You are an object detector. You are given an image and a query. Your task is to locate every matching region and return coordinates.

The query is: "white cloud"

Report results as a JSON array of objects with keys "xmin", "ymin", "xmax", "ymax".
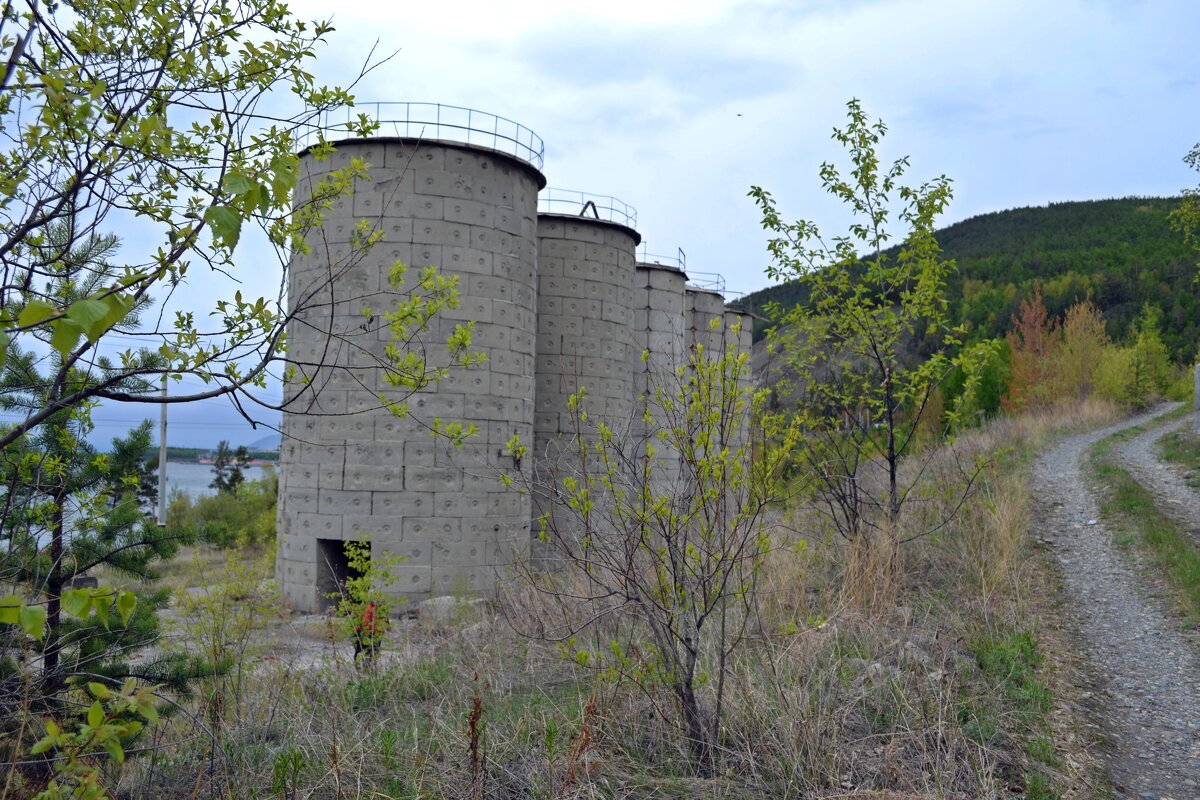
[
  {"xmin": 167, "ymin": 0, "xmax": 1200, "ymax": 307},
  {"xmin": 93, "ymin": 0, "xmax": 1200, "ymax": 443}
]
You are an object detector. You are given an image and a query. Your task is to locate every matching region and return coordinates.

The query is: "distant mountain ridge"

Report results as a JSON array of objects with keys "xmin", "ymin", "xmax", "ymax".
[
  {"xmin": 736, "ymin": 197, "xmax": 1199, "ymax": 361},
  {"xmin": 246, "ymin": 432, "xmax": 281, "ymax": 451}
]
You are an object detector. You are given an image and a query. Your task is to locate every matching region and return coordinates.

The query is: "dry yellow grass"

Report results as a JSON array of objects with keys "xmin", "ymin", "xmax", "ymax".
[{"xmin": 113, "ymin": 399, "xmax": 1120, "ymax": 798}]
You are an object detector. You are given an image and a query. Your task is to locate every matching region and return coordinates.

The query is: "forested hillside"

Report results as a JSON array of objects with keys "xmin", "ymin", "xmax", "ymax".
[{"xmin": 737, "ymin": 197, "xmax": 1199, "ymax": 360}]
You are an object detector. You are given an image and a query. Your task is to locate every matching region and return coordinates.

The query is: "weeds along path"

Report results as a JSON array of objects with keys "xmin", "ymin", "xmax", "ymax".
[
  {"xmin": 1112, "ymin": 409, "xmax": 1200, "ymax": 534},
  {"xmin": 1033, "ymin": 404, "xmax": 1200, "ymax": 800}
]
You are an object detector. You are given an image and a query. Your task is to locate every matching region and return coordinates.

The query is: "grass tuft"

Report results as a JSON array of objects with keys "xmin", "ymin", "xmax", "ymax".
[
  {"xmin": 1157, "ymin": 424, "xmax": 1200, "ymax": 488},
  {"xmin": 1091, "ymin": 430, "xmax": 1200, "ymax": 624}
]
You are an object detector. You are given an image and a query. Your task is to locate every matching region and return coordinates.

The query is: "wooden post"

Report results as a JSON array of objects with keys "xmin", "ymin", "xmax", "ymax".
[{"xmin": 1193, "ymin": 363, "xmax": 1200, "ymax": 433}]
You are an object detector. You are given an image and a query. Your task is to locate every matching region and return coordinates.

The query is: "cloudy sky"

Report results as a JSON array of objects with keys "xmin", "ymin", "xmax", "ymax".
[
  {"xmin": 287, "ymin": 0, "xmax": 1200, "ymax": 299},
  {"xmin": 83, "ymin": 0, "xmax": 1200, "ymax": 447}
]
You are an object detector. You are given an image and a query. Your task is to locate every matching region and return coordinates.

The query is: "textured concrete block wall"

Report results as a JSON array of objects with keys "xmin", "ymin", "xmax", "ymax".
[
  {"xmin": 534, "ymin": 215, "xmax": 639, "ymax": 446},
  {"xmin": 278, "ymin": 133, "xmax": 757, "ymax": 609},
  {"xmin": 723, "ymin": 309, "xmax": 756, "ymax": 440},
  {"xmin": 686, "ymin": 287, "xmax": 727, "ymax": 358},
  {"xmin": 632, "ymin": 264, "xmax": 687, "ymax": 398},
  {"xmin": 723, "ymin": 310, "xmax": 754, "ymax": 376},
  {"xmin": 530, "ymin": 215, "xmax": 639, "ymax": 555},
  {"xmin": 277, "ymin": 139, "xmax": 543, "ymax": 612},
  {"xmin": 631, "ymin": 264, "xmax": 688, "ymax": 487}
]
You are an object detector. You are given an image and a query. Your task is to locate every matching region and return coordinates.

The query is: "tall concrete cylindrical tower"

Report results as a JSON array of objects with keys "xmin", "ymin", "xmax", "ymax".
[
  {"xmin": 723, "ymin": 308, "xmax": 754, "ymax": 363},
  {"xmin": 723, "ymin": 307, "xmax": 757, "ymax": 442},
  {"xmin": 687, "ymin": 287, "xmax": 727, "ymax": 357},
  {"xmin": 632, "ymin": 263, "xmax": 688, "ymax": 396},
  {"xmin": 534, "ymin": 210, "xmax": 640, "ymax": 445},
  {"xmin": 629, "ymin": 263, "xmax": 689, "ymax": 487},
  {"xmin": 530, "ymin": 201, "xmax": 639, "ymax": 554},
  {"xmin": 278, "ymin": 106, "xmax": 545, "ymax": 611}
]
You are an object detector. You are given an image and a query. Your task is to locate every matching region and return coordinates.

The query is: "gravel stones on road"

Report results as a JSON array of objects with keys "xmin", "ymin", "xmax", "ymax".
[
  {"xmin": 1114, "ymin": 412, "xmax": 1200, "ymax": 536},
  {"xmin": 1033, "ymin": 405, "xmax": 1200, "ymax": 799}
]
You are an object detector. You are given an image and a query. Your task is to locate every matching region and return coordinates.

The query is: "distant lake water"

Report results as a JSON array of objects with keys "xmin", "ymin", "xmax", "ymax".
[{"xmin": 164, "ymin": 461, "xmax": 271, "ymax": 499}]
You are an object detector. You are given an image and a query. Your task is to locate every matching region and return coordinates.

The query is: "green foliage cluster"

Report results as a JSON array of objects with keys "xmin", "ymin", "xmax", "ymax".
[
  {"xmin": 0, "ymin": 346, "xmax": 196, "ymax": 697},
  {"xmin": 970, "ymin": 630, "xmax": 1051, "ymax": 717},
  {"xmin": 963, "ymin": 629, "xmax": 1060, "ymax": 798},
  {"xmin": 994, "ymin": 289, "xmax": 1171, "ymax": 413},
  {"xmin": 209, "ymin": 439, "xmax": 252, "ymax": 495},
  {"xmin": 518, "ymin": 318, "xmax": 791, "ymax": 775},
  {"xmin": 167, "ymin": 551, "xmax": 278, "ymax": 731},
  {"xmin": 1093, "ymin": 305, "xmax": 1172, "ymax": 409},
  {"xmin": 739, "ymin": 197, "xmax": 1198, "ymax": 362},
  {"xmin": 1, "ymin": 589, "xmax": 162, "ymax": 799},
  {"xmin": 940, "ymin": 340, "xmax": 1009, "ymax": 422},
  {"xmin": 166, "ymin": 465, "xmax": 278, "ymax": 549},
  {"xmin": 1157, "ymin": 427, "xmax": 1200, "ymax": 487},
  {"xmin": 0, "ymin": 0, "xmax": 483, "ymax": 794},
  {"xmin": 327, "ymin": 540, "xmax": 402, "ymax": 670},
  {"xmin": 30, "ymin": 678, "xmax": 160, "ymax": 800},
  {"xmin": 0, "ymin": 0, "xmax": 372, "ymax": 442},
  {"xmin": 751, "ymin": 99, "xmax": 992, "ymax": 573}
]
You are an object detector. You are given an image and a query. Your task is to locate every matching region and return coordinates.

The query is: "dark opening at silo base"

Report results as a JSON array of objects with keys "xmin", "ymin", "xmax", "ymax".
[{"xmin": 316, "ymin": 539, "xmax": 365, "ymax": 610}]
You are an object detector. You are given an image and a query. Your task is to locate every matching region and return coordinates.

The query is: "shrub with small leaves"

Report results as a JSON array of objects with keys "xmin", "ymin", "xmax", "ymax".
[{"xmin": 31, "ymin": 678, "xmax": 159, "ymax": 800}]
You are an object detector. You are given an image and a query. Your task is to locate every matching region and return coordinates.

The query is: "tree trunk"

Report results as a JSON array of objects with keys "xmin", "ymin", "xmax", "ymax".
[
  {"xmin": 42, "ymin": 492, "xmax": 66, "ymax": 696},
  {"xmin": 885, "ymin": 380, "xmax": 901, "ymax": 579},
  {"xmin": 678, "ymin": 680, "xmax": 714, "ymax": 777}
]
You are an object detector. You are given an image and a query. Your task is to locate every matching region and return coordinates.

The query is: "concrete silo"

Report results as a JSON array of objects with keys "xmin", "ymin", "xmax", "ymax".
[
  {"xmin": 686, "ymin": 287, "xmax": 727, "ymax": 357},
  {"xmin": 277, "ymin": 105, "xmax": 545, "ymax": 611},
  {"xmin": 632, "ymin": 263, "xmax": 688, "ymax": 392},
  {"xmin": 628, "ymin": 261, "xmax": 688, "ymax": 487},
  {"xmin": 534, "ymin": 195, "xmax": 640, "ymax": 443},
  {"xmin": 530, "ymin": 194, "xmax": 639, "ymax": 551}
]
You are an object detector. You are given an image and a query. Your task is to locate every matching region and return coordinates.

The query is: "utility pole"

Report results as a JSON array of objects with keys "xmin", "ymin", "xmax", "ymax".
[{"xmin": 158, "ymin": 375, "xmax": 168, "ymax": 526}]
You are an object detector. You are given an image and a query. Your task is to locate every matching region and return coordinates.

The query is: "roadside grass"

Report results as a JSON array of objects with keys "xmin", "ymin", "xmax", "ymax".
[
  {"xmin": 969, "ymin": 629, "xmax": 1059, "ymax": 795},
  {"xmin": 1091, "ymin": 424, "xmax": 1200, "ymax": 626},
  {"xmin": 109, "ymin": 399, "xmax": 1120, "ymax": 798},
  {"xmin": 92, "ymin": 543, "xmax": 235, "ymax": 592},
  {"xmin": 1158, "ymin": 421, "xmax": 1200, "ymax": 489}
]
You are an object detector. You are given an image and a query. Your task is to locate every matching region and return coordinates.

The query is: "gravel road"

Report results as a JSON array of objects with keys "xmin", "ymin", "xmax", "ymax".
[
  {"xmin": 1114, "ymin": 411, "xmax": 1200, "ymax": 536},
  {"xmin": 1033, "ymin": 405, "xmax": 1200, "ymax": 800}
]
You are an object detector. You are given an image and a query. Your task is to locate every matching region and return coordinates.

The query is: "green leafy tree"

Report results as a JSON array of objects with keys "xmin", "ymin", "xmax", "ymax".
[
  {"xmin": 1, "ymin": 592, "xmax": 154, "ymax": 800},
  {"xmin": 209, "ymin": 439, "xmax": 251, "ymax": 495},
  {"xmin": 1094, "ymin": 347, "xmax": 1138, "ymax": 408},
  {"xmin": 105, "ymin": 420, "xmax": 158, "ymax": 510},
  {"xmin": 750, "ymin": 99, "xmax": 986, "ymax": 580},
  {"xmin": 1172, "ymin": 142, "xmax": 1200, "ymax": 273},
  {"xmin": 168, "ymin": 465, "xmax": 277, "ymax": 548},
  {"xmin": 513, "ymin": 325, "xmax": 794, "ymax": 776},
  {"xmin": 0, "ymin": 0, "xmax": 478, "ymax": 449},
  {"xmin": 327, "ymin": 540, "xmax": 402, "ymax": 671},
  {"xmin": 0, "ymin": 242, "xmax": 191, "ymax": 701},
  {"xmin": 0, "ymin": 217, "xmax": 207, "ymax": 671},
  {"xmin": 167, "ymin": 550, "xmax": 278, "ymax": 733},
  {"xmin": 1094, "ymin": 303, "xmax": 1170, "ymax": 409},
  {"xmin": 1129, "ymin": 303, "xmax": 1171, "ymax": 402},
  {"xmin": 1057, "ymin": 299, "xmax": 1109, "ymax": 400},
  {"xmin": 0, "ymin": 1, "xmax": 477, "ymax": 794},
  {"xmin": 0, "ymin": 367, "xmax": 198, "ymax": 767},
  {"xmin": 941, "ymin": 338, "xmax": 1008, "ymax": 426}
]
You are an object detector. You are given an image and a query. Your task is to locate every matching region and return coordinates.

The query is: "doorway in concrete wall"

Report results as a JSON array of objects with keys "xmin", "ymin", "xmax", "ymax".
[{"xmin": 316, "ymin": 539, "xmax": 365, "ymax": 610}]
